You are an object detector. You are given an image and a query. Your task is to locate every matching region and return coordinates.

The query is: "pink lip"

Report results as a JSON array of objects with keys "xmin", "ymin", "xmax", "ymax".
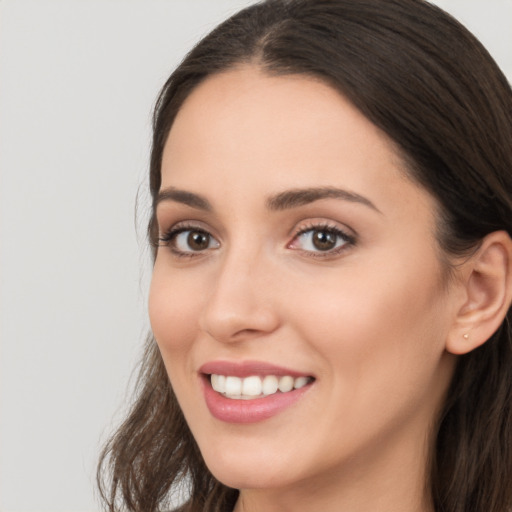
[
  {"xmin": 199, "ymin": 360, "xmax": 311, "ymax": 378},
  {"xmin": 199, "ymin": 360, "xmax": 314, "ymax": 424}
]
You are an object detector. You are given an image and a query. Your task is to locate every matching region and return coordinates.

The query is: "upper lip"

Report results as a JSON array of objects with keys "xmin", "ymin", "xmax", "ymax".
[{"xmin": 199, "ymin": 360, "xmax": 313, "ymax": 378}]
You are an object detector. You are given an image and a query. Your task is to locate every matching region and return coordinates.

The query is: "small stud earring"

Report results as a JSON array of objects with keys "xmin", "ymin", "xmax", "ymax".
[{"xmin": 463, "ymin": 333, "xmax": 469, "ymax": 340}]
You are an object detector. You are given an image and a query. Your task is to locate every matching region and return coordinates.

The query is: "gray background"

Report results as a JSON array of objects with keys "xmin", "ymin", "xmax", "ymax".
[{"xmin": 1, "ymin": 1, "xmax": 511, "ymax": 511}]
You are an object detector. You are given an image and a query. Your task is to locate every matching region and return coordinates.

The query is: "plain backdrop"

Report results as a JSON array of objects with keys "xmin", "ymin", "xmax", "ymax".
[{"xmin": 1, "ymin": 1, "xmax": 511, "ymax": 511}]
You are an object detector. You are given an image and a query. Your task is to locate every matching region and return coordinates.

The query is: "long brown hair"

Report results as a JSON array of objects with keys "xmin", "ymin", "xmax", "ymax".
[{"xmin": 98, "ymin": 1, "xmax": 512, "ymax": 511}]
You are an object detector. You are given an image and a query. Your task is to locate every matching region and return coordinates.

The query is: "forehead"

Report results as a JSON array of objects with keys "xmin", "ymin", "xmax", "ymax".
[
  {"xmin": 161, "ymin": 66, "xmax": 434, "ymax": 222},
  {"xmin": 165, "ymin": 67, "xmax": 393, "ymax": 167}
]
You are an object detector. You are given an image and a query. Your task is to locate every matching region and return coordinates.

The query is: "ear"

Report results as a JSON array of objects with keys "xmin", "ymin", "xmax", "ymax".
[{"xmin": 446, "ymin": 230, "xmax": 512, "ymax": 355}]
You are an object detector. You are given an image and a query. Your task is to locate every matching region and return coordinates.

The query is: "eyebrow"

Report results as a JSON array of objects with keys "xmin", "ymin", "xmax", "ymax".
[
  {"xmin": 156, "ymin": 187, "xmax": 212, "ymax": 211},
  {"xmin": 156, "ymin": 185, "xmax": 380, "ymax": 214},
  {"xmin": 266, "ymin": 187, "xmax": 381, "ymax": 213}
]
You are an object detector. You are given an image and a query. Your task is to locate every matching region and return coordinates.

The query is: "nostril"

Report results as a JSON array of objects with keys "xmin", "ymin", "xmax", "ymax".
[{"xmin": 198, "ymin": 279, "xmax": 280, "ymax": 344}]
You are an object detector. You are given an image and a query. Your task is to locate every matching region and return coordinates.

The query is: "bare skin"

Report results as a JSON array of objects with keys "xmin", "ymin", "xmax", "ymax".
[{"xmin": 148, "ymin": 66, "xmax": 508, "ymax": 511}]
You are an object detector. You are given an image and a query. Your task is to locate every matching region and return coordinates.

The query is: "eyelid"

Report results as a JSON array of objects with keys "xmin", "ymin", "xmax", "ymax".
[
  {"xmin": 158, "ymin": 219, "xmax": 216, "ymax": 239},
  {"xmin": 157, "ymin": 218, "xmax": 356, "ymax": 259},
  {"xmin": 158, "ymin": 221, "xmax": 220, "ymax": 257},
  {"xmin": 290, "ymin": 213, "xmax": 357, "ymax": 235},
  {"xmin": 287, "ymin": 220, "xmax": 356, "ymax": 258}
]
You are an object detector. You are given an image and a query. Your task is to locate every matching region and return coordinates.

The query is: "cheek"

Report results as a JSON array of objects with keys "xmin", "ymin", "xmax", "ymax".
[
  {"xmin": 148, "ymin": 261, "xmax": 201, "ymax": 358},
  {"xmin": 281, "ymin": 259, "xmax": 452, "ymax": 451},
  {"xmin": 285, "ymin": 254, "xmax": 449, "ymax": 380}
]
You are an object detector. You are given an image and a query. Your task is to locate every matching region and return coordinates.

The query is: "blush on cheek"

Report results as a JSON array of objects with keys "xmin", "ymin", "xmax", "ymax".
[{"xmin": 148, "ymin": 280, "xmax": 194, "ymax": 354}]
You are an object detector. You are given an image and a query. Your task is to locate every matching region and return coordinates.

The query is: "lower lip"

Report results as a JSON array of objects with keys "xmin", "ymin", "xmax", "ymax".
[{"xmin": 201, "ymin": 375, "xmax": 312, "ymax": 423}]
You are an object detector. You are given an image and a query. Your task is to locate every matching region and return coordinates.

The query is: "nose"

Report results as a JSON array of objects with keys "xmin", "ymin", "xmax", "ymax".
[{"xmin": 199, "ymin": 249, "xmax": 280, "ymax": 344}]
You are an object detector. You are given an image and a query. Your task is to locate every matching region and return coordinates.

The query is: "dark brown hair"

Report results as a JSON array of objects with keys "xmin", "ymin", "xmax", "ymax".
[{"xmin": 98, "ymin": 1, "xmax": 512, "ymax": 511}]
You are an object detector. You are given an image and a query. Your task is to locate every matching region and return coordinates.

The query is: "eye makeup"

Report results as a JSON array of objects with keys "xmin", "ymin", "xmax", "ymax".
[{"xmin": 158, "ymin": 219, "xmax": 357, "ymax": 261}]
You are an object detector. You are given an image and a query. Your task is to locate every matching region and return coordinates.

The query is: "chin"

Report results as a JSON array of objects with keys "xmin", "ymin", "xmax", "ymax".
[
  {"xmin": 208, "ymin": 463, "xmax": 292, "ymax": 491},
  {"xmin": 200, "ymin": 444, "xmax": 300, "ymax": 491}
]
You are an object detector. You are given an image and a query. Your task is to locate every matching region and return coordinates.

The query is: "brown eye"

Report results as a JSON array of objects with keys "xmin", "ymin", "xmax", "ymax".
[
  {"xmin": 187, "ymin": 231, "xmax": 211, "ymax": 251},
  {"xmin": 288, "ymin": 225, "xmax": 353, "ymax": 255},
  {"xmin": 160, "ymin": 227, "xmax": 220, "ymax": 255},
  {"xmin": 311, "ymin": 230, "xmax": 338, "ymax": 251}
]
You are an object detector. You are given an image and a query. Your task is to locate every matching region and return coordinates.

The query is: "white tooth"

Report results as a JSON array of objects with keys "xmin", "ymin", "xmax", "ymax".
[
  {"xmin": 225, "ymin": 376, "xmax": 242, "ymax": 396},
  {"xmin": 242, "ymin": 376, "xmax": 262, "ymax": 396},
  {"xmin": 262, "ymin": 375, "xmax": 279, "ymax": 395},
  {"xmin": 214, "ymin": 374, "xmax": 306, "ymax": 398},
  {"xmin": 211, "ymin": 374, "xmax": 226, "ymax": 393},
  {"xmin": 294, "ymin": 376, "xmax": 309, "ymax": 389},
  {"xmin": 278, "ymin": 376, "xmax": 294, "ymax": 393},
  {"xmin": 211, "ymin": 374, "xmax": 220, "ymax": 392},
  {"xmin": 218, "ymin": 374, "xmax": 226, "ymax": 393}
]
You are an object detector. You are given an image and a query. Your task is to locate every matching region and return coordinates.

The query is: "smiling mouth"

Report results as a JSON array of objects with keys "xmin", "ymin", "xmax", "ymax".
[{"xmin": 209, "ymin": 374, "xmax": 315, "ymax": 400}]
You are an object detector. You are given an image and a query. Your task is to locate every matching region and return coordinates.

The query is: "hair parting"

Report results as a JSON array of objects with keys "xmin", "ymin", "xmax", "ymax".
[{"xmin": 98, "ymin": 1, "xmax": 512, "ymax": 511}]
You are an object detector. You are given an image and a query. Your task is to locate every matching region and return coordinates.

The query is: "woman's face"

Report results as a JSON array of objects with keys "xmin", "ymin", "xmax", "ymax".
[{"xmin": 149, "ymin": 67, "xmax": 458, "ymax": 497}]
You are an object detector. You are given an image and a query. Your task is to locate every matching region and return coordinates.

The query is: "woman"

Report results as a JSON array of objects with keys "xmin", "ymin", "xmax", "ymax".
[{"xmin": 98, "ymin": 1, "xmax": 512, "ymax": 511}]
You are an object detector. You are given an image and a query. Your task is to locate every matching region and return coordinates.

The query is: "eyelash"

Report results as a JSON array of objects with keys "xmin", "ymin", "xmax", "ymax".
[
  {"xmin": 158, "ymin": 222, "xmax": 356, "ymax": 259},
  {"xmin": 289, "ymin": 223, "xmax": 356, "ymax": 259},
  {"xmin": 158, "ymin": 222, "xmax": 216, "ymax": 259}
]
